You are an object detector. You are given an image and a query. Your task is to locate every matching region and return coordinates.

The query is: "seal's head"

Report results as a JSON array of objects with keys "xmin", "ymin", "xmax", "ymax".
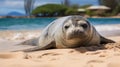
[{"xmin": 63, "ymin": 16, "xmax": 91, "ymax": 40}]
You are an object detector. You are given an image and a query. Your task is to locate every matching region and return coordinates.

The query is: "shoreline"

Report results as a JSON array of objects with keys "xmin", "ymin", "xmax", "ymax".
[
  {"xmin": 0, "ymin": 29, "xmax": 119, "ymax": 42},
  {"xmin": 0, "ymin": 15, "xmax": 120, "ymax": 19},
  {"xmin": 0, "ymin": 23, "xmax": 119, "ymax": 40}
]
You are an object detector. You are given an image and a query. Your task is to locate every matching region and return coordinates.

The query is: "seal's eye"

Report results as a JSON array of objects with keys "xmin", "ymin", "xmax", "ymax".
[
  {"xmin": 81, "ymin": 24, "xmax": 88, "ymax": 28},
  {"xmin": 64, "ymin": 25, "xmax": 69, "ymax": 29}
]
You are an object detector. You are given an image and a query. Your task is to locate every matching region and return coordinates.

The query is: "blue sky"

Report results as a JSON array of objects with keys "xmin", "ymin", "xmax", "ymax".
[{"xmin": 0, "ymin": 0, "xmax": 99, "ymax": 16}]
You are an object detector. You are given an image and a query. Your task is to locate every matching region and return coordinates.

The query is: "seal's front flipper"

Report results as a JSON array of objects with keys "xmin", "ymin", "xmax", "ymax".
[
  {"xmin": 13, "ymin": 37, "xmax": 55, "ymax": 52},
  {"xmin": 12, "ymin": 46, "xmax": 39, "ymax": 52},
  {"xmin": 13, "ymin": 41, "xmax": 55, "ymax": 52},
  {"xmin": 18, "ymin": 38, "xmax": 38, "ymax": 46},
  {"xmin": 100, "ymin": 36, "xmax": 115, "ymax": 44}
]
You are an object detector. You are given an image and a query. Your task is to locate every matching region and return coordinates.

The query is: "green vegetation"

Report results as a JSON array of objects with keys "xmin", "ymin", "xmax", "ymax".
[
  {"xmin": 65, "ymin": 8, "xmax": 78, "ymax": 15},
  {"xmin": 32, "ymin": 4, "xmax": 68, "ymax": 16},
  {"xmin": 99, "ymin": 0, "xmax": 117, "ymax": 9},
  {"xmin": 32, "ymin": 4, "xmax": 79, "ymax": 17},
  {"xmin": 99, "ymin": 0, "xmax": 120, "ymax": 15},
  {"xmin": 111, "ymin": 5, "xmax": 120, "ymax": 15},
  {"xmin": 86, "ymin": 10, "xmax": 108, "ymax": 17}
]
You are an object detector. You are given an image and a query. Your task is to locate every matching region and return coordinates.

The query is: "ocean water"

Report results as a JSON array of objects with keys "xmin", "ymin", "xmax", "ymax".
[
  {"xmin": 0, "ymin": 18, "xmax": 56, "ymax": 30},
  {"xmin": 0, "ymin": 17, "xmax": 120, "ymax": 32}
]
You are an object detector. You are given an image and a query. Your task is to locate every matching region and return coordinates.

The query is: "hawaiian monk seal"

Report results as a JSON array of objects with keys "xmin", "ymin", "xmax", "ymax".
[{"xmin": 16, "ymin": 16, "xmax": 114, "ymax": 52}]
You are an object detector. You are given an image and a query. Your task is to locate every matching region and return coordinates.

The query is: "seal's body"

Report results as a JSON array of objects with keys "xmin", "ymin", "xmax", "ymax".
[{"xmin": 18, "ymin": 16, "xmax": 114, "ymax": 52}]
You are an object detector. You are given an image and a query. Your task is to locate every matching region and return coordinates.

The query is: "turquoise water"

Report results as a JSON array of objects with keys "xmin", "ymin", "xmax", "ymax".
[
  {"xmin": 0, "ymin": 18, "xmax": 120, "ymax": 30},
  {"xmin": 0, "ymin": 18, "xmax": 56, "ymax": 30},
  {"xmin": 88, "ymin": 18, "xmax": 120, "ymax": 25}
]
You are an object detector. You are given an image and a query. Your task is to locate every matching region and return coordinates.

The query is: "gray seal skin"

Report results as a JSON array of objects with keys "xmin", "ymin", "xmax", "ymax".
[{"xmin": 17, "ymin": 16, "xmax": 114, "ymax": 52}]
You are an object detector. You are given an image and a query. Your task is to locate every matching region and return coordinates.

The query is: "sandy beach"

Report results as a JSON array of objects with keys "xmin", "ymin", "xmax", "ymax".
[
  {"xmin": 0, "ymin": 30, "xmax": 119, "ymax": 67},
  {"xmin": 0, "ymin": 0, "xmax": 120, "ymax": 66}
]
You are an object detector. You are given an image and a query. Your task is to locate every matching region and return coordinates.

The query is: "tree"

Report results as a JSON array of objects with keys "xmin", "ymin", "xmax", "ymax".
[
  {"xmin": 98, "ymin": 0, "xmax": 120, "ymax": 9},
  {"xmin": 99, "ymin": 0, "xmax": 120, "ymax": 15},
  {"xmin": 32, "ymin": 4, "xmax": 68, "ymax": 16},
  {"xmin": 70, "ymin": 4, "xmax": 79, "ymax": 9},
  {"xmin": 65, "ymin": 8, "xmax": 78, "ymax": 15},
  {"xmin": 24, "ymin": 0, "xmax": 35, "ymax": 17},
  {"xmin": 116, "ymin": 0, "xmax": 120, "ymax": 4}
]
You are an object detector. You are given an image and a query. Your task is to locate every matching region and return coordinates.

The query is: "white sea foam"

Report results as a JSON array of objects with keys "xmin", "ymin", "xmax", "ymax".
[
  {"xmin": 95, "ymin": 24, "xmax": 120, "ymax": 32},
  {"xmin": 11, "ymin": 32, "xmax": 40, "ymax": 40},
  {"xmin": 12, "ymin": 33, "xmax": 23, "ymax": 40},
  {"xmin": 0, "ymin": 30, "xmax": 41, "ymax": 41},
  {"xmin": 94, "ymin": 24, "xmax": 120, "ymax": 36},
  {"xmin": 8, "ymin": 25, "xmax": 42, "ymax": 30}
]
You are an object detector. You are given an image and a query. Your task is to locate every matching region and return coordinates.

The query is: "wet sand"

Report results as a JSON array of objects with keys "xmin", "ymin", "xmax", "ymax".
[{"xmin": 0, "ymin": 30, "xmax": 119, "ymax": 67}]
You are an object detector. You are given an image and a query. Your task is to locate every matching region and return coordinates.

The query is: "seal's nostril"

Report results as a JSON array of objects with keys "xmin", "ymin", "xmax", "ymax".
[
  {"xmin": 74, "ymin": 30, "xmax": 84, "ymax": 34},
  {"xmin": 75, "ymin": 19, "xmax": 80, "ymax": 21}
]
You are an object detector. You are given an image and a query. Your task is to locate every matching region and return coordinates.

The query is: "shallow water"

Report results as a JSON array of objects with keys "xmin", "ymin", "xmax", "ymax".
[
  {"xmin": 0, "ymin": 18, "xmax": 120, "ymax": 31},
  {"xmin": 0, "ymin": 18, "xmax": 56, "ymax": 30}
]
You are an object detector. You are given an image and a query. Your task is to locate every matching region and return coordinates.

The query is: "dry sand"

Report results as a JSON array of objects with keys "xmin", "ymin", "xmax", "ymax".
[{"xmin": 0, "ymin": 30, "xmax": 120, "ymax": 67}]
